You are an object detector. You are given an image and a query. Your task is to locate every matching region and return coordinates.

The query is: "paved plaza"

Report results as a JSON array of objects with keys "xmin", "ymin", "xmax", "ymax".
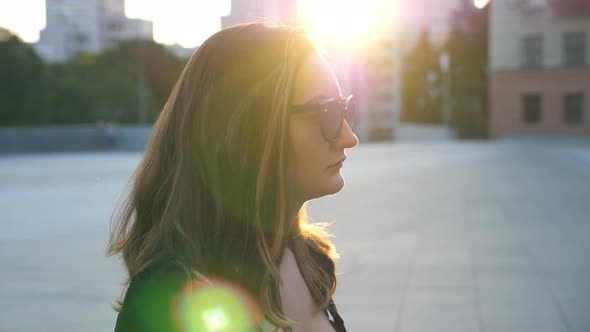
[{"xmin": 1, "ymin": 140, "xmax": 589, "ymax": 332}]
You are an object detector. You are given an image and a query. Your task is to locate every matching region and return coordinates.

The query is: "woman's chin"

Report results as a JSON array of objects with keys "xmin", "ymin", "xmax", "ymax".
[
  {"xmin": 299, "ymin": 172, "xmax": 346, "ymax": 201},
  {"xmin": 323, "ymin": 172, "xmax": 345, "ymax": 195}
]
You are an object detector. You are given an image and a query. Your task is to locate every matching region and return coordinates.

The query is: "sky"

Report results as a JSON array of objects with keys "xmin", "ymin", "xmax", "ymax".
[
  {"xmin": 0, "ymin": 0, "xmax": 489, "ymax": 48},
  {"xmin": 0, "ymin": 0, "xmax": 230, "ymax": 47}
]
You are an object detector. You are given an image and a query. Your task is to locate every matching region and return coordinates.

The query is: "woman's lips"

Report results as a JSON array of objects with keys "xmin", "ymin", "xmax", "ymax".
[
  {"xmin": 327, "ymin": 158, "xmax": 346, "ymax": 169},
  {"xmin": 328, "ymin": 162, "xmax": 343, "ymax": 169}
]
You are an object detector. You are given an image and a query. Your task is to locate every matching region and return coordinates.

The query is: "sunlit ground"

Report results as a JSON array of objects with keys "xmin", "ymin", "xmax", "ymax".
[{"xmin": 1, "ymin": 139, "xmax": 589, "ymax": 331}]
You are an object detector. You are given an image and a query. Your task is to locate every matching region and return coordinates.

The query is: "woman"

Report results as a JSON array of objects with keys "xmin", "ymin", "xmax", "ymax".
[{"xmin": 107, "ymin": 22, "xmax": 358, "ymax": 332}]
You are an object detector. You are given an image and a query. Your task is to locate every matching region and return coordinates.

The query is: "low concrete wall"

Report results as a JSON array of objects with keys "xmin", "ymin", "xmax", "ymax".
[
  {"xmin": 0, "ymin": 123, "xmax": 460, "ymax": 154},
  {"xmin": 0, "ymin": 125, "xmax": 152, "ymax": 154},
  {"xmin": 499, "ymin": 134, "xmax": 590, "ymax": 145},
  {"xmin": 395, "ymin": 123, "xmax": 456, "ymax": 141}
]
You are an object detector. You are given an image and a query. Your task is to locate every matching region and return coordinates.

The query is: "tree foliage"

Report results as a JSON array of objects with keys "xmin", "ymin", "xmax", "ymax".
[
  {"xmin": 400, "ymin": 30, "xmax": 443, "ymax": 124},
  {"xmin": 399, "ymin": 4, "xmax": 489, "ymax": 138},
  {"xmin": 0, "ymin": 29, "xmax": 45, "ymax": 126},
  {"xmin": 0, "ymin": 29, "xmax": 187, "ymax": 127},
  {"xmin": 445, "ymin": 4, "xmax": 489, "ymax": 139}
]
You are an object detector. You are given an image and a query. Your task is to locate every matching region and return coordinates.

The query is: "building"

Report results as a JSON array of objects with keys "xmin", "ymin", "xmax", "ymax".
[
  {"xmin": 355, "ymin": 0, "xmax": 462, "ymax": 141},
  {"xmin": 221, "ymin": 0, "xmax": 298, "ymax": 28},
  {"xmin": 490, "ymin": 0, "xmax": 590, "ymax": 138},
  {"xmin": 34, "ymin": 0, "xmax": 153, "ymax": 63},
  {"xmin": 353, "ymin": 28, "xmax": 400, "ymax": 141}
]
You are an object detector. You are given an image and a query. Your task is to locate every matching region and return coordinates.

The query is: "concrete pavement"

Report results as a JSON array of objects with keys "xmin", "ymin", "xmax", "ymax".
[{"xmin": 1, "ymin": 140, "xmax": 588, "ymax": 332}]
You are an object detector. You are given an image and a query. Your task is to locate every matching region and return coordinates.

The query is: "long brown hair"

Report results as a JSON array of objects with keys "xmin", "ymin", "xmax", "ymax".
[{"xmin": 107, "ymin": 22, "xmax": 339, "ymax": 329}]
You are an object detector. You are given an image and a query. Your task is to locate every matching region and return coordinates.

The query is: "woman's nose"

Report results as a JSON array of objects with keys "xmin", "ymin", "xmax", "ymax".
[{"xmin": 334, "ymin": 119, "xmax": 359, "ymax": 149}]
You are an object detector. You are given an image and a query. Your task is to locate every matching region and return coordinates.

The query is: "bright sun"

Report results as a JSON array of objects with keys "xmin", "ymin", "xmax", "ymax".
[
  {"xmin": 299, "ymin": 0, "xmax": 395, "ymax": 48},
  {"xmin": 473, "ymin": 0, "xmax": 491, "ymax": 9}
]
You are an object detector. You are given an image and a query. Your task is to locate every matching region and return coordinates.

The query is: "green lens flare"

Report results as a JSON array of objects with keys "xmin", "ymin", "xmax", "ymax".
[
  {"xmin": 176, "ymin": 281, "xmax": 259, "ymax": 332},
  {"xmin": 202, "ymin": 306, "xmax": 229, "ymax": 330}
]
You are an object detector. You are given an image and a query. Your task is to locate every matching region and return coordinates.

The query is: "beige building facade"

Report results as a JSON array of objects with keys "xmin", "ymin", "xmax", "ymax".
[{"xmin": 489, "ymin": 0, "xmax": 590, "ymax": 138}]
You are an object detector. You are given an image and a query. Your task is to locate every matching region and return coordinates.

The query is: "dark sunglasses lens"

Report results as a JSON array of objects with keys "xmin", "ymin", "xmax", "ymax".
[
  {"xmin": 321, "ymin": 98, "xmax": 355, "ymax": 141},
  {"xmin": 344, "ymin": 100, "xmax": 355, "ymax": 130},
  {"xmin": 321, "ymin": 102, "xmax": 342, "ymax": 141}
]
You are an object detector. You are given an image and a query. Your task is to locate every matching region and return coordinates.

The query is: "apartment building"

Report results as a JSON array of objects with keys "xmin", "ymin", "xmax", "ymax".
[
  {"xmin": 490, "ymin": 0, "xmax": 590, "ymax": 138},
  {"xmin": 35, "ymin": 0, "xmax": 153, "ymax": 63},
  {"xmin": 221, "ymin": 0, "xmax": 298, "ymax": 28}
]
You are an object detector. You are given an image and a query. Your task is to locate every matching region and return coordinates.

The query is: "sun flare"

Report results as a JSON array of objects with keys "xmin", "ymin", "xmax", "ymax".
[
  {"xmin": 298, "ymin": 0, "xmax": 396, "ymax": 48},
  {"xmin": 473, "ymin": 0, "xmax": 491, "ymax": 9}
]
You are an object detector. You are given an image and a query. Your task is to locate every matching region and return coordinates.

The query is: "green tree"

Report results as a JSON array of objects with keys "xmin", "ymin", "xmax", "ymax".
[
  {"xmin": 94, "ymin": 40, "xmax": 185, "ymax": 122},
  {"xmin": 44, "ymin": 40, "xmax": 185, "ymax": 125},
  {"xmin": 0, "ymin": 28, "xmax": 45, "ymax": 126},
  {"xmin": 400, "ymin": 30, "xmax": 443, "ymax": 124},
  {"xmin": 43, "ymin": 54, "xmax": 108, "ymax": 124},
  {"xmin": 445, "ymin": 3, "xmax": 489, "ymax": 139},
  {"xmin": 0, "ymin": 32, "xmax": 186, "ymax": 126}
]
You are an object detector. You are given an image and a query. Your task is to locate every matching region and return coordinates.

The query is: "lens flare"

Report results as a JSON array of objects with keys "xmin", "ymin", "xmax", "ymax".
[
  {"xmin": 202, "ymin": 306, "xmax": 229, "ymax": 330},
  {"xmin": 298, "ymin": 0, "xmax": 397, "ymax": 49},
  {"xmin": 308, "ymin": 0, "xmax": 377, "ymax": 41},
  {"xmin": 473, "ymin": 0, "xmax": 490, "ymax": 9},
  {"xmin": 173, "ymin": 278, "xmax": 262, "ymax": 332}
]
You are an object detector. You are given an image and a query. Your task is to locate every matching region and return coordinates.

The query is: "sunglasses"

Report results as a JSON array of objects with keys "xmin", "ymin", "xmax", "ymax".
[{"xmin": 289, "ymin": 95, "xmax": 355, "ymax": 142}]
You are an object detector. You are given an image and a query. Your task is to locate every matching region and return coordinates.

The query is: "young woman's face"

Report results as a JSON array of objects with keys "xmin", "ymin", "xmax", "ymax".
[{"xmin": 288, "ymin": 51, "xmax": 359, "ymax": 203}]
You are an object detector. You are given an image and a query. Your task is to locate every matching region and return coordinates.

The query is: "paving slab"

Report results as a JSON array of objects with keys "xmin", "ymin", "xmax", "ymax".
[{"xmin": 1, "ymin": 140, "xmax": 589, "ymax": 332}]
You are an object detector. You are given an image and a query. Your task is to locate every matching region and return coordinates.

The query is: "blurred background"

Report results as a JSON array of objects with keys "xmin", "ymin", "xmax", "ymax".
[{"xmin": 1, "ymin": 0, "xmax": 589, "ymax": 331}]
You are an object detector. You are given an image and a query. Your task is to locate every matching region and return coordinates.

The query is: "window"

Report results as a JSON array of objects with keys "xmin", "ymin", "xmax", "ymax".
[
  {"xmin": 563, "ymin": 32, "xmax": 586, "ymax": 66},
  {"xmin": 522, "ymin": 94, "xmax": 542, "ymax": 124},
  {"xmin": 522, "ymin": 36, "xmax": 543, "ymax": 67},
  {"xmin": 563, "ymin": 93, "xmax": 585, "ymax": 124}
]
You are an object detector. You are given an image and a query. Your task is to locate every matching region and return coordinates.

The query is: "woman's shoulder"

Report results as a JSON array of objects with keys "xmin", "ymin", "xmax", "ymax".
[
  {"xmin": 114, "ymin": 259, "xmax": 264, "ymax": 332},
  {"xmin": 114, "ymin": 259, "xmax": 205, "ymax": 332}
]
